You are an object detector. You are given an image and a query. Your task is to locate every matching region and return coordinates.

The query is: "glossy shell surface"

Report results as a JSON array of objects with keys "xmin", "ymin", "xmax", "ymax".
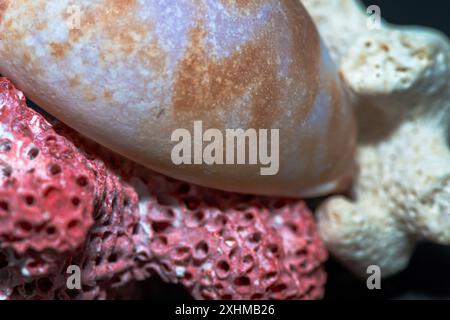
[{"xmin": 0, "ymin": 0, "xmax": 356, "ymax": 197}]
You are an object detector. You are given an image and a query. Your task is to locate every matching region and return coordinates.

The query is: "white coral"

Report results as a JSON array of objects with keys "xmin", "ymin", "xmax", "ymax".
[{"xmin": 302, "ymin": 0, "xmax": 450, "ymax": 277}]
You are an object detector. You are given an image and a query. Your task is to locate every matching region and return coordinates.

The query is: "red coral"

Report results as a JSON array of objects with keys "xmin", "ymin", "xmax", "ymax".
[
  {"xmin": 137, "ymin": 185, "xmax": 327, "ymax": 300},
  {"xmin": 0, "ymin": 78, "xmax": 94, "ymax": 282},
  {"xmin": 0, "ymin": 77, "xmax": 327, "ymax": 300}
]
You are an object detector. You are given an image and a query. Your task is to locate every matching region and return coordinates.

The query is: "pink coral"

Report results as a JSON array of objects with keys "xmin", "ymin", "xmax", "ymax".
[{"xmin": 0, "ymin": 77, "xmax": 327, "ymax": 300}]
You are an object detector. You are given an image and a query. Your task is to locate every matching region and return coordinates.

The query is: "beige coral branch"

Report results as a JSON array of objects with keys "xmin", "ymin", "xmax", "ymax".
[{"xmin": 302, "ymin": 0, "xmax": 450, "ymax": 277}]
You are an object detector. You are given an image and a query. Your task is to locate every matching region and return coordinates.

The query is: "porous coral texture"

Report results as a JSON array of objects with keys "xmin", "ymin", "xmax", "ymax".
[{"xmin": 0, "ymin": 77, "xmax": 327, "ymax": 300}]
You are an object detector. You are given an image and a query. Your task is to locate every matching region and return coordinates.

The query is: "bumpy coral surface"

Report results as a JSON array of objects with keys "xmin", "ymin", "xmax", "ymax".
[
  {"xmin": 302, "ymin": 0, "xmax": 450, "ymax": 277},
  {"xmin": 0, "ymin": 77, "xmax": 327, "ymax": 299}
]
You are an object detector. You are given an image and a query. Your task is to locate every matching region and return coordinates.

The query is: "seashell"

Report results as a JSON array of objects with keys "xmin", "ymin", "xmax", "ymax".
[{"xmin": 0, "ymin": 0, "xmax": 356, "ymax": 198}]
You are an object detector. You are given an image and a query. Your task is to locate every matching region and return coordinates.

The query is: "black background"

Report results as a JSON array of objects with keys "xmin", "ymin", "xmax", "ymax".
[{"xmin": 361, "ymin": 0, "xmax": 450, "ymax": 36}]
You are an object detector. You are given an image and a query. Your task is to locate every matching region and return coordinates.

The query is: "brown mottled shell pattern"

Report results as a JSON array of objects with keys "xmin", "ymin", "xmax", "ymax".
[{"xmin": 0, "ymin": 0, "xmax": 356, "ymax": 197}]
